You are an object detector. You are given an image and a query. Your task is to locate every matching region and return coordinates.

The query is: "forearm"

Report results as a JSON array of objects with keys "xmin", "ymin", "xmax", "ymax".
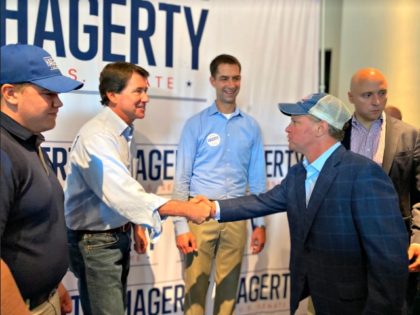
[
  {"xmin": 1, "ymin": 259, "xmax": 31, "ymax": 315},
  {"xmin": 158, "ymin": 200, "xmax": 189, "ymax": 217}
]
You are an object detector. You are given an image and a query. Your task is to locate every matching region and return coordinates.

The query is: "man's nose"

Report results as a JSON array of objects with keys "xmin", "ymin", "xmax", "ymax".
[
  {"xmin": 141, "ymin": 93, "xmax": 149, "ymax": 103},
  {"xmin": 372, "ymin": 93, "xmax": 381, "ymax": 105},
  {"xmin": 53, "ymin": 95, "xmax": 63, "ymax": 108}
]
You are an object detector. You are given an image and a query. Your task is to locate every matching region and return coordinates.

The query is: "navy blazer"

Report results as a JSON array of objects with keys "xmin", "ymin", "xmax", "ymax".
[{"xmin": 219, "ymin": 146, "xmax": 408, "ymax": 314}]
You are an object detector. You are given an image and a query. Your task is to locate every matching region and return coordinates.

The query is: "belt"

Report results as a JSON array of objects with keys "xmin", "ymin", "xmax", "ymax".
[
  {"xmin": 70, "ymin": 223, "xmax": 132, "ymax": 235},
  {"xmin": 26, "ymin": 287, "xmax": 57, "ymax": 310},
  {"xmin": 188, "ymin": 196, "xmax": 215, "ymax": 201}
]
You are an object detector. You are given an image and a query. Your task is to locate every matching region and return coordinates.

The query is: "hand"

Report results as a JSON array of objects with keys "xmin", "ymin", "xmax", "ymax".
[
  {"xmin": 58, "ymin": 283, "xmax": 72, "ymax": 314},
  {"xmin": 250, "ymin": 226, "xmax": 266, "ymax": 254},
  {"xmin": 133, "ymin": 225, "xmax": 148, "ymax": 254},
  {"xmin": 187, "ymin": 196, "xmax": 211, "ymax": 224},
  {"xmin": 190, "ymin": 195, "xmax": 216, "ymax": 218},
  {"xmin": 176, "ymin": 232, "xmax": 197, "ymax": 254},
  {"xmin": 190, "ymin": 195, "xmax": 212, "ymax": 207},
  {"xmin": 408, "ymin": 243, "xmax": 420, "ymax": 272}
]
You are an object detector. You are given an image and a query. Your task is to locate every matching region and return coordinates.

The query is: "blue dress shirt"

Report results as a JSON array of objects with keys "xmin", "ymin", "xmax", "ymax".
[{"xmin": 173, "ymin": 102, "xmax": 267, "ymax": 235}]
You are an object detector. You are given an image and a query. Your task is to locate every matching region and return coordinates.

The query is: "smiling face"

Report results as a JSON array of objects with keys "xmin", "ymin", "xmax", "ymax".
[
  {"xmin": 1, "ymin": 83, "xmax": 63, "ymax": 133},
  {"xmin": 210, "ymin": 63, "xmax": 241, "ymax": 108},
  {"xmin": 348, "ymin": 69, "xmax": 388, "ymax": 128},
  {"xmin": 107, "ymin": 72, "xmax": 149, "ymax": 124}
]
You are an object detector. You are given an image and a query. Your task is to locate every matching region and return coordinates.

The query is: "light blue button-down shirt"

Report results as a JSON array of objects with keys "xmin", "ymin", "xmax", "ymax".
[
  {"xmin": 302, "ymin": 142, "xmax": 341, "ymax": 206},
  {"xmin": 64, "ymin": 107, "xmax": 167, "ymax": 241},
  {"xmin": 173, "ymin": 102, "xmax": 267, "ymax": 235}
]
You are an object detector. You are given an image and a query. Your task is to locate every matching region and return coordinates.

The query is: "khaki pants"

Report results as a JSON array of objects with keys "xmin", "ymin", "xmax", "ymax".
[
  {"xmin": 30, "ymin": 290, "xmax": 60, "ymax": 315},
  {"xmin": 184, "ymin": 219, "xmax": 247, "ymax": 315}
]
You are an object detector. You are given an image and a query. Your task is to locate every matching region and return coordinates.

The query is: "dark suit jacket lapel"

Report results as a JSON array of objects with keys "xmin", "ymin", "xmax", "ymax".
[
  {"xmin": 302, "ymin": 146, "xmax": 342, "ymax": 242},
  {"xmin": 382, "ymin": 115, "xmax": 399, "ymax": 174},
  {"xmin": 342, "ymin": 119, "xmax": 352, "ymax": 150},
  {"xmin": 296, "ymin": 164, "xmax": 307, "ymax": 214}
]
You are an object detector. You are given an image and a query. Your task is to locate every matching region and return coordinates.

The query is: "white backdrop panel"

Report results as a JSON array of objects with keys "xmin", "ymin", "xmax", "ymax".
[{"xmin": 2, "ymin": 0, "xmax": 319, "ymax": 314}]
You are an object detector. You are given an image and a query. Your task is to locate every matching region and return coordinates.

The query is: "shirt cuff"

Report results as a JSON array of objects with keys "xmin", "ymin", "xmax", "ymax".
[
  {"xmin": 252, "ymin": 217, "xmax": 265, "ymax": 227},
  {"xmin": 173, "ymin": 218, "xmax": 190, "ymax": 236},
  {"xmin": 214, "ymin": 201, "xmax": 221, "ymax": 220}
]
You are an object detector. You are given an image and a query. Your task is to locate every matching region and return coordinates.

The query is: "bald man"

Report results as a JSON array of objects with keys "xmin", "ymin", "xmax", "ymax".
[{"xmin": 343, "ymin": 68, "xmax": 420, "ymax": 314}]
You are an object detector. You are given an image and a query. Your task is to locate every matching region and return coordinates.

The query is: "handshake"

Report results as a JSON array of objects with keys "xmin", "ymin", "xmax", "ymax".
[{"xmin": 185, "ymin": 195, "xmax": 216, "ymax": 224}]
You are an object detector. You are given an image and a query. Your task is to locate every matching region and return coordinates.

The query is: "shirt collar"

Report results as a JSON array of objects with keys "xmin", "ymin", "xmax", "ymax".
[
  {"xmin": 103, "ymin": 107, "xmax": 133, "ymax": 138},
  {"xmin": 208, "ymin": 101, "xmax": 242, "ymax": 118},
  {"xmin": 303, "ymin": 142, "xmax": 341, "ymax": 173},
  {"xmin": 351, "ymin": 113, "xmax": 383, "ymax": 129},
  {"xmin": 1, "ymin": 111, "xmax": 45, "ymax": 147}
]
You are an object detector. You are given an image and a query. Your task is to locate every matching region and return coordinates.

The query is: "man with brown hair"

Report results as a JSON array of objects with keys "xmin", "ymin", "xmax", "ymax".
[
  {"xmin": 173, "ymin": 54, "xmax": 267, "ymax": 315},
  {"xmin": 64, "ymin": 61, "xmax": 211, "ymax": 315}
]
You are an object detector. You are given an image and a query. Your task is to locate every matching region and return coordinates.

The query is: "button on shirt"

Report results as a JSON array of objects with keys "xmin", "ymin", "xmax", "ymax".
[
  {"xmin": 173, "ymin": 102, "xmax": 266, "ymax": 235},
  {"xmin": 64, "ymin": 107, "xmax": 167, "ymax": 241}
]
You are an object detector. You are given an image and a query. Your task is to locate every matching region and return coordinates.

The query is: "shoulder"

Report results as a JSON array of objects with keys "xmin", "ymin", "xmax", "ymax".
[
  {"xmin": 238, "ymin": 109, "xmax": 260, "ymax": 125},
  {"xmin": 0, "ymin": 129, "xmax": 28, "ymax": 163},
  {"xmin": 331, "ymin": 146, "xmax": 384, "ymax": 172},
  {"xmin": 387, "ymin": 116, "xmax": 419, "ymax": 149},
  {"xmin": 77, "ymin": 110, "xmax": 117, "ymax": 138},
  {"xmin": 182, "ymin": 106, "xmax": 215, "ymax": 131},
  {"xmin": 338, "ymin": 150, "xmax": 391, "ymax": 185},
  {"xmin": 236, "ymin": 110, "xmax": 262, "ymax": 137},
  {"xmin": 387, "ymin": 116, "xmax": 419, "ymax": 135}
]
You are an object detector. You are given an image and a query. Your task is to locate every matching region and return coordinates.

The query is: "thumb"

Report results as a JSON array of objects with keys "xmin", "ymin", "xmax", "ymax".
[
  {"xmin": 190, "ymin": 236, "xmax": 198, "ymax": 252},
  {"xmin": 408, "ymin": 246, "xmax": 414, "ymax": 260}
]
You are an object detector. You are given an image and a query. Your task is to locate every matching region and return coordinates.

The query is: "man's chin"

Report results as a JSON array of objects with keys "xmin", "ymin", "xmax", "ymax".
[{"xmin": 135, "ymin": 110, "xmax": 146, "ymax": 119}]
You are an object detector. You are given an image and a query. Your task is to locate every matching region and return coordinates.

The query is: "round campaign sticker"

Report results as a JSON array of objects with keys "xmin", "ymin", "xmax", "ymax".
[{"xmin": 206, "ymin": 133, "xmax": 221, "ymax": 147}]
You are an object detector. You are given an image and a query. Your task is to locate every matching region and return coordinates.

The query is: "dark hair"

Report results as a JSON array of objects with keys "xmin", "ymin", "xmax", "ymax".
[
  {"xmin": 209, "ymin": 54, "xmax": 241, "ymax": 77},
  {"xmin": 99, "ymin": 62, "xmax": 149, "ymax": 105}
]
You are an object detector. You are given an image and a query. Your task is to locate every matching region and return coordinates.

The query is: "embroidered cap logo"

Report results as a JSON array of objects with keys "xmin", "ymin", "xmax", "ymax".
[{"xmin": 43, "ymin": 56, "xmax": 59, "ymax": 71}]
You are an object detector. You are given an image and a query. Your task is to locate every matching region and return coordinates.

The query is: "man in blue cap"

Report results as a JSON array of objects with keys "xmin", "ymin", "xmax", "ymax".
[
  {"xmin": 0, "ymin": 44, "xmax": 83, "ymax": 315},
  {"xmin": 207, "ymin": 93, "xmax": 409, "ymax": 314}
]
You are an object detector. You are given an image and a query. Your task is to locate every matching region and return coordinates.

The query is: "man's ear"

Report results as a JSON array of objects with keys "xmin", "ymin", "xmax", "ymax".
[
  {"xmin": 209, "ymin": 76, "xmax": 216, "ymax": 88},
  {"xmin": 1, "ymin": 84, "xmax": 19, "ymax": 106},
  {"xmin": 347, "ymin": 91, "xmax": 353, "ymax": 103},
  {"xmin": 317, "ymin": 120, "xmax": 329, "ymax": 137},
  {"xmin": 106, "ymin": 91, "xmax": 118, "ymax": 105}
]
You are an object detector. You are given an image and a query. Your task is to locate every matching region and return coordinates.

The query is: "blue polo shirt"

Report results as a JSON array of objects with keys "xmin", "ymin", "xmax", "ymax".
[{"xmin": 0, "ymin": 112, "xmax": 68, "ymax": 300}]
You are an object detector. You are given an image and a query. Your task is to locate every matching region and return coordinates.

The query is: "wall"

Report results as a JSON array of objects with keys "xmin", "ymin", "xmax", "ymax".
[{"xmin": 334, "ymin": 0, "xmax": 420, "ymax": 127}]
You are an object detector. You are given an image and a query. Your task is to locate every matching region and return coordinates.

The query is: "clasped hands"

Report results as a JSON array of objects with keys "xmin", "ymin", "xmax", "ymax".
[{"xmin": 187, "ymin": 195, "xmax": 215, "ymax": 224}]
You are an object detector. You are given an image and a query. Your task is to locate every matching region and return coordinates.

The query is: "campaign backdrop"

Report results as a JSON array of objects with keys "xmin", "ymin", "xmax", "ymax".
[{"xmin": 1, "ymin": 0, "xmax": 320, "ymax": 314}]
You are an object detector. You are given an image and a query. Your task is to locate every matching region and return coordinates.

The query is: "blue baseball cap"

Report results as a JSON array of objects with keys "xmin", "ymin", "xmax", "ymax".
[
  {"xmin": 278, "ymin": 93, "xmax": 353, "ymax": 130},
  {"xmin": 0, "ymin": 44, "xmax": 83, "ymax": 93}
]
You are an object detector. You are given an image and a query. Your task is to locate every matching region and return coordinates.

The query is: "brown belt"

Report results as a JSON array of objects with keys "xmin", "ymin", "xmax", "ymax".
[{"xmin": 70, "ymin": 223, "xmax": 131, "ymax": 234}]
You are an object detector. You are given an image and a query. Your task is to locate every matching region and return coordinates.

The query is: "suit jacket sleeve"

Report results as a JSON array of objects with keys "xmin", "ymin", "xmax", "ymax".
[{"xmin": 219, "ymin": 172, "xmax": 289, "ymax": 222}]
